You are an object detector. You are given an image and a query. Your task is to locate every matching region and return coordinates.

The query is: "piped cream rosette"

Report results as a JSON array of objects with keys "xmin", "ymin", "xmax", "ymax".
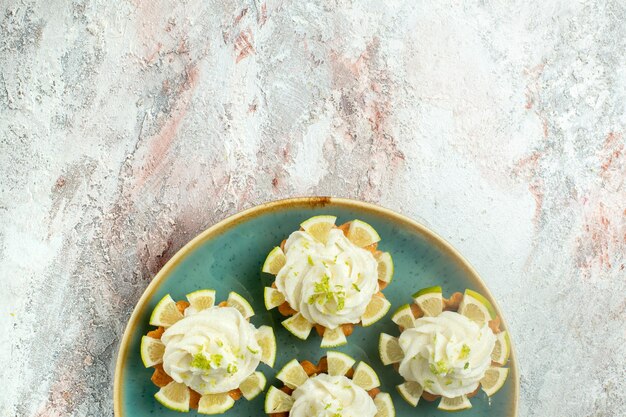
[
  {"xmin": 379, "ymin": 287, "xmax": 510, "ymax": 412},
  {"xmin": 262, "ymin": 216, "xmax": 394, "ymax": 348},
  {"xmin": 140, "ymin": 290, "xmax": 277, "ymax": 414}
]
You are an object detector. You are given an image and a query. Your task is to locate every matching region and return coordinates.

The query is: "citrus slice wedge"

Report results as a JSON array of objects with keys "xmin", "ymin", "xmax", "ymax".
[
  {"xmin": 320, "ymin": 326, "xmax": 347, "ymax": 348},
  {"xmin": 379, "ymin": 333, "xmax": 404, "ymax": 365},
  {"xmin": 256, "ymin": 325, "xmax": 277, "ymax": 367},
  {"xmin": 396, "ymin": 381, "xmax": 423, "ymax": 407},
  {"xmin": 438, "ymin": 395, "xmax": 472, "ymax": 411},
  {"xmin": 262, "ymin": 247, "xmax": 286, "ymax": 275},
  {"xmin": 412, "ymin": 286, "xmax": 443, "ymax": 317},
  {"xmin": 480, "ymin": 366, "xmax": 509, "ymax": 396},
  {"xmin": 352, "ymin": 361, "xmax": 380, "ymax": 390},
  {"xmin": 264, "ymin": 386, "xmax": 294, "ymax": 413},
  {"xmin": 154, "ymin": 381, "xmax": 190, "ymax": 412},
  {"xmin": 276, "ymin": 359, "xmax": 309, "ymax": 388},
  {"xmin": 282, "ymin": 313, "xmax": 313, "ymax": 340},
  {"xmin": 301, "ymin": 215, "xmax": 337, "ymax": 244},
  {"xmin": 149, "ymin": 294, "xmax": 184, "ymax": 327},
  {"xmin": 185, "ymin": 289, "xmax": 216, "ymax": 311},
  {"xmin": 198, "ymin": 393, "xmax": 235, "ymax": 414},
  {"xmin": 264, "ymin": 287, "xmax": 285, "ymax": 310},
  {"xmin": 458, "ymin": 289, "xmax": 496, "ymax": 326},
  {"xmin": 391, "ymin": 304, "xmax": 415, "ymax": 329},
  {"xmin": 239, "ymin": 371, "xmax": 267, "ymax": 400},
  {"xmin": 491, "ymin": 331, "xmax": 511, "ymax": 365},
  {"xmin": 226, "ymin": 291, "xmax": 254, "ymax": 318},
  {"xmin": 327, "ymin": 351, "xmax": 356, "ymax": 376},
  {"xmin": 375, "ymin": 252, "xmax": 394, "ymax": 283},
  {"xmin": 374, "ymin": 392, "xmax": 395, "ymax": 417},
  {"xmin": 361, "ymin": 295, "xmax": 391, "ymax": 326},
  {"xmin": 347, "ymin": 220, "xmax": 381, "ymax": 247},
  {"xmin": 140, "ymin": 336, "xmax": 165, "ymax": 367}
]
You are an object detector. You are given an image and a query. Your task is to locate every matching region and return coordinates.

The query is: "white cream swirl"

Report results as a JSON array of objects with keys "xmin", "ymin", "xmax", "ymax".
[
  {"xmin": 161, "ymin": 306, "xmax": 261, "ymax": 395},
  {"xmin": 290, "ymin": 373, "xmax": 377, "ymax": 417},
  {"xmin": 275, "ymin": 228, "xmax": 379, "ymax": 329},
  {"xmin": 398, "ymin": 311, "xmax": 496, "ymax": 397}
]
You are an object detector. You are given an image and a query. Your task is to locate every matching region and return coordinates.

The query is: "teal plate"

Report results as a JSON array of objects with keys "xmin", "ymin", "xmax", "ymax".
[{"xmin": 114, "ymin": 197, "xmax": 519, "ymax": 417}]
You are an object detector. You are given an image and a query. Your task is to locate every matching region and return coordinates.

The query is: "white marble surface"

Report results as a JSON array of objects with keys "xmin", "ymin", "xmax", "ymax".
[{"xmin": 1, "ymin": 1, "xmax": 625, "ymax": 416}]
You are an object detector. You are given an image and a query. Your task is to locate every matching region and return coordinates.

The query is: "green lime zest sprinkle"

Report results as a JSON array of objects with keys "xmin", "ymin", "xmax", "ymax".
[
  {"xmin": 227, "ymin": 363, "xmax": 238, "ymax": 374},
  {"xmin": 429, "ymin": 360, "xmax": 449, "ymax": 375},
  {"xmin": 247, "ymin": 346, "xmax": 259, "ymax": 354},
  {"xmin": 352, "ymin": 283, "xmax": 361, "ymax": 292},
  {"xmin": 459, "ymin": 344, "xmax": 471, "ymax": 360},
  {"xmin": 464, "ymin": 362, "xmax": 470, "ymax": 370},
  {"xmin": 190, "ymin": 352, "xmax": 212, "ymax": 371},
  {"xmin": 308, "ymin": 255, "xmax": 314, "ymax": 266}
]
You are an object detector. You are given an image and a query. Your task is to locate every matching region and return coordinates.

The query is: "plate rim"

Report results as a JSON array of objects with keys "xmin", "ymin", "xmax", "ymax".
[{"xmin": 113, "ymin": 196, "xmax": 519, "ymax": 416}]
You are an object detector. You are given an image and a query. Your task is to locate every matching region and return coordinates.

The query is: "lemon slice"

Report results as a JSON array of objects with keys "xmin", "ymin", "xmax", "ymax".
[
  {"xmin": 347, "ymin": 219, "xmax": 381, "ymax": 247},
  {"xmin": 480, "ymin": 366, "xmax": 509, "ymax": 396},
  {"xmin": 239, "ymin": 371, "xmax": 267, "ymax": 400},
  {"xmin": 320, "ymin": 326, "xmax": 348, "ymax": 348},
  {"xmin": 264, "ymin": 287, "xmax": 285, "ymax": 310},
  {"xmin": 282, "ymin": 313, "xmax": 313, "ymax": 340},
  {"xmin": 149, "ymin": 294, "xmax": 184, "ymax": 327},
  {"xmin": 264, "ymin": 386, "xmax": 294, "ymax": 413},
  {"xmin": 327, "ymin": 351, "xmax": 356, "ymax": 376},
  {"xmin": 361, "ymin": 295, "xmax": 391, "ymax": 326},
  {"xmin": 396, "ymin": 381, "xmax": 423, "ymax": 407},
  {"xmin": 185, "ymin": 289, "xmax": 216, "ymax": 311},
  {"xmin": 438, "ymin": 395, "xmax": 472, "ymax": 411},
  {"xmin": 375, "ymin": 252, "xmax": 394, "ymax": 283},
  {"xmin": 154, "ymin": 381, "xmax": 190, "ymax": 412},
  {"xmin": 226, "ymin": 291, "xmax": 254, "ymax": 318},
  {"xmin": 374, "ymin": 392, "xmax": 395, "ymax": 417},
  {"xmin": 458, "ymin": 289, "xmax": 496, "ymax": 326},
  {"xmin": 262, "ymin": 247, "xmax": 286, "ymax": 275},
  {"xmin": 379, "ymin": 333, "xmax": 404, "ymax": 365},
  {"xmin": 301, "ymin": 215, "xmax": 337, "ymax": 244},
  {"xmin": 276, "ymin": 359, "xmax": 309, "ymax": 388},
  {"xmin": 412, "ymin": 286, "xmax": 443, "ymax": 317},
  {"xmin": 256, "ymin": 325, "xmax": 277, "ymax": 367},
  {"xmin": 140, "ymin": 336, "xmax": 165, "ymax": 367},
  {"xmin": 492, "ymin": 331, "xmax": 511, "ymax": 365},
  {"xmin": 198, "ymin": 393, "xmax": 235, "ymax": 414},
  {"xmin": 352, "ymin": 361, "xmax": 380, "ymax": 390},
  {"xmin": 391, "ymin": 304, "xmax": 415, "ymax": 329}
]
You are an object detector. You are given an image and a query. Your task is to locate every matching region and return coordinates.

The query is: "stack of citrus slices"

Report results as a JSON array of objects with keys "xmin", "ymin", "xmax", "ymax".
[{"xmin": 379, "ymin": 287, "xmax": 510, "ymax": 411}]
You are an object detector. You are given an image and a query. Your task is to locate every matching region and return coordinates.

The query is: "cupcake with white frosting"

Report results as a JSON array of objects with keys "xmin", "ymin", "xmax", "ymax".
[
  {"xmin": 379, "ymin": 287, "xmax": 510, "ymax": 411},
  {"xmin": 264, "ymin": 352, "xmax": 394, "ymax": 417},
  {"xmin": 140, "ymin": 290, "xmax": 276, "ymax": 414},
  {"xmin": 262, "ymin": 216, "xmax": 394, "ymax": 348}
]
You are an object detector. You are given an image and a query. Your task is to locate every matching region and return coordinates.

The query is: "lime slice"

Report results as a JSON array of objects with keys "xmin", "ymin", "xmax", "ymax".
[
  {"xmin": 412, "ymin": 286, "xmax": 443, "ymax": 317},
  {"xmin": 375, "ymin": 252, "xmax": 394, "ymax": 283},
  {"xmin": 396, "ymin": 381, "xmax": 423, "ymax": 407},
  {"xmin": 198, "ymin": 393, "xmax": 235, "ymax": 414},
  {"xmin": 239, "ymin": 371, "xmax": 267, "ymax": 400},
  {"xmin": 347, "ymin": 220, "xmax": 381, "ymax": 247},
  {"xmin": 282, "ymin": 313, "xmax": 313, "ymax": 340},
  {"xmin": 480, "ymin": 367, "xmax": 509, "ymax": 396},
  {"xmin": 492, "ymin": 331, "xmax": 511, "ymax": 365},
  {"xmin": 264, "ymin": 287, "xmax": 285, "ymax": 310},
  {"xmin": 226, "ymin": 291, "xmax": 254, "ymax": 318},
  {"xmin": 352, "ymin": 361, "xmax": 380, "ymax": 390},
  {"xmin": 458, "ymin": 289, "xmax": 496, "ymax": 326},
  {"xmin": 149, "ymin": 294, "xmax": 184, "ymax": 327},
  {"xmin": 374, "ymin": 392, "xmax": 395, "ymax": 417},
  {"xmin": 256, "ymin": 325, "xmax": 277, "ymax": 367},
  {"xmin": 262, "ymin": 246, "xmax": 286, "ymax": 275},
  {"xmin": 379, "ymin": 333, "xmax": 404, "ymax": 365},
  {"xmin": 320, "ymin": 326, "xmax": 347, "ymax": 348},
  {"xmin": 140, "ymin": 336, "xmax": 165, "ymax": 367},
  {"xmin": 438, "ymin": 395, "xmax": 472, "ymax": 411},
  {"xmin": 264, "ymin": 386, "xmax": 294, "ymax": 413},
  {"xmin": 185, "ymin": 289, "xmax": 216, "ymax": 311},
  {"xmin": 391, "ymin": 304, "xmax": 415, "ymax": 329},
  {"xmin": 361, "ymin": 295, "xmax": 391, "ymax": 326},
  {"xmin": 327, "ymin": 351, "xmax": 356, "ymax": 376},
  {"xmin": 301, "ymin": 215, "xmax": 337, "ymax": 244},
  {"xmin": 154, "ymin": 381, "xmax": 190, "ymax": 412},
  {"xmin": 276, "ymin": 359, "xmax": 309, "ymax": 388}
]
